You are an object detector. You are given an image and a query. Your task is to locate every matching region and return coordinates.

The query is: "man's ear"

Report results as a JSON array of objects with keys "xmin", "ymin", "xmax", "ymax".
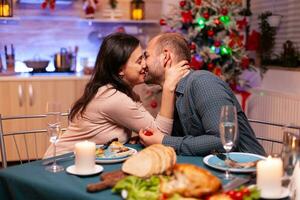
[
  {"xmin": 160, "ymin": 49, "xmax": 171, "ymax": 68},
  {"xmin": 118, "ymin": 68, "xmax": 125, "ymax": 78}
]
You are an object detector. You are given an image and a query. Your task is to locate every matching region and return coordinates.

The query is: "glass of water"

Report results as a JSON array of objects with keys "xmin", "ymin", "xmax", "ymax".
[{"xmin": 219, "ymin": 105, "xmax": 238, "ymax": 180}]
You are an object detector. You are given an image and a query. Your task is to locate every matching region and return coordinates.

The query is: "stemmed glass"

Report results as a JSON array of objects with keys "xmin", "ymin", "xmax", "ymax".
[
  {"xmin": 45, "ymin": 102, "xmax": 64, "ymax": 173},
  {"xmin": 219, "ymin": 105, "xmax": 238, "ymax": 180}
]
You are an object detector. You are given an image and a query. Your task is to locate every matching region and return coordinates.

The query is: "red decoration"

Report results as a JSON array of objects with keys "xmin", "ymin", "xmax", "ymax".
[
  {"xmin": 207, "ymin": 30, "xmax": 214, "ymax": 37},
  {"xmin": 213, "ymin": 67, "xmax": 222, "ymax": 77},
  {"xmin": 207, "ymin": 63, "xmax": 215, "ymax": 70},
  {"xmin": 190, "ymin": 56, "xmax": 203, "ymax": 70},
  {"xmin": 195, "ymin": 0, "xmax": 201, "ymax": 5},
  {"xmin": 150, "ymin": 100, "xmax": 158, "ymax": 108},
  {"xmin": 41, "ymin": 0, "xmax": 56, "ymax": 10},
  {"xmin": 221, "ymin": 8, "xmax": 228, "ymax": 15},
  {"xmin": 203, "ymin": 12, "xmax": 210, "ymax": 20},
  {"xmin": 179, "ymin": 0, "xmax": 186, "ymax": 7},
  {"xmin": 237, "ymin": 17, "xmax": 247, "ymax": 30},
  {"xmin": 181, "ymin": 11, "xmax": 193, "ymax": 23},
  {"xmin": 190, "ymin": 43, "xmax": 196, "ymax": 50},
  {"xmin": 229, "ymin": 32, "xmax": 244, "ymax": 48},
  {"xmin": 241, "ymin": 57, "xmax": 250, "ymax": 69},
  {"xmin": 159, "ymin": 19, "xmax": 166, "ymax": 26},
  {"xmin": 214, "ymin": 41, "xmax": 221, "ymax": 47},
  {"xmin": 214, "ymin": 18, "xmax": 221, "ymax": 25},
  {"xmin": 246, "ymin": 30, "xmax": 260, "ymax": 51}
]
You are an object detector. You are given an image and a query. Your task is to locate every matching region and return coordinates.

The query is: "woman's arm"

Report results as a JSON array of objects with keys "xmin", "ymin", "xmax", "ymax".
[{"xmin": 159, "ymin": 60, "xmax": 189, "ymax": 119}]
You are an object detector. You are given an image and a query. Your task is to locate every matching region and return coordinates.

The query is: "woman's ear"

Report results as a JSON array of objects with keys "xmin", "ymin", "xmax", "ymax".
[{"xmin": 118, "ymin": 69, "xmax": 125, "ymax": 79}]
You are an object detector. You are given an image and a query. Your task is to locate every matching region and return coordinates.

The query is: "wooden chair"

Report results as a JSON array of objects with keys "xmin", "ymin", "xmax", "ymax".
[
  {"xmin": 0, "ymin": 113, "xmax": 69, "ymax": 168},
  {"xmin": 248, "ymin": 119, "xmax": 300, "ymax": 155}
]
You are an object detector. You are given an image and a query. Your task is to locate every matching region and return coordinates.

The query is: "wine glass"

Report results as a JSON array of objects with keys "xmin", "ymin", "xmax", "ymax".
[
  {"xmin": 219, "ymin": 105, "xmax": 238, "ymax": 180},
  {"xmin": 45, "ymin": 102, "xmax": 64, "ymax": 173}
]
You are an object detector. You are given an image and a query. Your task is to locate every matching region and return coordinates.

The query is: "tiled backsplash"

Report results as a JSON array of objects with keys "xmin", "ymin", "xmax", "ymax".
[{"xmin": 0, "ymin": 0, "xmax": 162, "ymax": 72}]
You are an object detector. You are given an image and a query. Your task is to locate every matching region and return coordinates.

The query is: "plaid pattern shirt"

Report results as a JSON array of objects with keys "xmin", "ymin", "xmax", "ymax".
[{"xmin": 162, "ymin": 70, "xmax": 266, "ymax": 156}]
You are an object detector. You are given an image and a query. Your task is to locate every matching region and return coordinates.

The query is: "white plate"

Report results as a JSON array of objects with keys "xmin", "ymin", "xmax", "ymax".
[
  {"xmin": 95, "ymin": 146, "xmax": 137, "ymax": 164},
  {"xmin": 66, "ymin": 165, "xmax": 103, "ymax": 176},
  {"xmin": 203, "ymin": 152, "xmax": 266, "ymax": 173}
]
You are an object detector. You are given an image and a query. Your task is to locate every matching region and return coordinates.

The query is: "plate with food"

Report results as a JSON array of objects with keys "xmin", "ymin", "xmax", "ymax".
[
  {"xmin": 95, "ymin": 141, "xmax": 137, "ymax": 164},
  {"xmin": 203, "ymin": 152, "xmax": 266, "ymax": 173}
]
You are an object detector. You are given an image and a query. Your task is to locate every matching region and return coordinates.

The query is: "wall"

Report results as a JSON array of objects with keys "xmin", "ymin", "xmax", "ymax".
[{"xmin": 0, "ymin": 0, "xmax": 161, "ymax": 72}]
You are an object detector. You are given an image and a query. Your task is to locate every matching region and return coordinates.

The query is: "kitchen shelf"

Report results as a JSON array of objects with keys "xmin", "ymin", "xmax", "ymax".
[{"xmin": 0, "ymin": 16, "xmax": 20, "ymax": 24}]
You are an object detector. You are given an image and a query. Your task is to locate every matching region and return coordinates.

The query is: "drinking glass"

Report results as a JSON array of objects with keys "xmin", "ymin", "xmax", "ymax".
[
  {"xmin": 45, "ymin": 102, "xmax": 64, "ymax": 173},
  {"xmin": 45, "ymin": 124, "xmax": 64, "ymax": 172},
  {"xmin": 219, "ymin": 105, "xmax": 238, "ymax": 180}
]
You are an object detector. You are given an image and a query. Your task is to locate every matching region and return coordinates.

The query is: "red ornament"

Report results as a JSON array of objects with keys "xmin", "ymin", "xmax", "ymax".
[
  {"xmin": 150, "ymin": 100, "xmax": 158, "ymax": 108},
  {"xmin": 213, "ymin": 67, "xmax": 222, "ymax": 77},
  {"xmin": 181, "ymin": 11, "xmax": 193, "ymax": 23},
  {"xmin": 203, "ymin": 12, "xmax": 210, "ymax": 20},
  {"xmin": 214, "ymin": 18, "xmax": 221, "ymax": 25},
  {"xmin": 179, "ymin": 0, "xmax": 186, "ymax": 7},
  {"xmin": 190, "ymin": 56, "xmax": 203, "ymax": 70},
  {"xmin": 207, "ymin": 30, "xmax": 214, "ymax": 37},
  {"xmin": 241, "ymin": 57, "xmax": 250, "ymax": 69},
  {"xmin": 237, "ymin": 17, "xmax": 248, "ymax": 30},
  {"xmin": 190, "ymin": 43, "xmax": 196, "ymax": 50},
  {"xmin": 159, "ymin": 19, "xmax": 166, "ymax": 26},
  {"xmin": 207, "ymin": 63, "xmax": 215, "ymax": 70},
  {"xmin": 214, "ymin": 41, "xmax": 221, "ymax": 47},
  {"xmin": 221, "ymin": 8, "xmax": 228, "ymax": 15},
  {"xmin": 41, "ymin": 1, "xmax": 47, "ymax": 9},
  {"xmin": 195, "ymin": 0, "xmax": 201, "ymax": 5}
]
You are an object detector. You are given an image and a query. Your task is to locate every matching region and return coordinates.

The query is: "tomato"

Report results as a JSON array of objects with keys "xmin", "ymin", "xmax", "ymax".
[
  {"xmin": 233, "ymin": 191, "xmax": 243, "ymax": 200},
  {"xmin": 144, "ymin": 130, "xmax": 153, "ymax": 136},
  {"xmin": 226, "ymin": 190, "xmax": 236, "ymax": 198},
  {"xmin": 241, "ymin": 187, "xmax": 250, "ymax": 196}
]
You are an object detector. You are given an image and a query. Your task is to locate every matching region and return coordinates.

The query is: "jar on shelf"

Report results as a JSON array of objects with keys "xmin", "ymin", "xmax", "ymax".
[
  {"xmin": 0, "ymin": 0, "xmax": 13, "ymax": 17},
  {"xmin": 130, "ymin": 0, "xmax": 145, "ymax": 20}
]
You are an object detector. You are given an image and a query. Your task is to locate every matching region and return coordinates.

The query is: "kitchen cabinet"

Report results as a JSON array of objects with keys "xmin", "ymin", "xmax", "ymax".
[{"xmin": 0, "ymin": 76, "xmax": 89, "ymax": 161}]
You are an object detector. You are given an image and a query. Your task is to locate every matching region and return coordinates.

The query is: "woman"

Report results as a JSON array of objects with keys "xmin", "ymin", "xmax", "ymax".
[{"xmin": 44, "ymin": 33, "xmax": 188, "ymax": 157}]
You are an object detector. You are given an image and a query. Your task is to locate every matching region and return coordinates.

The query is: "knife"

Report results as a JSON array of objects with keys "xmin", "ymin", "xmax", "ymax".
[
  {"xmin": 223, "ymin": 177, "xmax": 250, "ymax": 191},
  {"xmin": 100, "ymin": 138, "xmax": 118, "ymax": 150}
]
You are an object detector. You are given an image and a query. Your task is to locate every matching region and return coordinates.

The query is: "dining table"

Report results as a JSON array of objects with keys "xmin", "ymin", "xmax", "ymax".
[{"xmin": 0, "ymin": 144, "xmax": 286, "ymax": 200}]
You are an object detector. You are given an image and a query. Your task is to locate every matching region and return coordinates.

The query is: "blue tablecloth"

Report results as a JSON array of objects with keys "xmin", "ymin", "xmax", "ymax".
[{"xmin": 0, "ymin": 144, "xmax": 241, "ymax": 200}]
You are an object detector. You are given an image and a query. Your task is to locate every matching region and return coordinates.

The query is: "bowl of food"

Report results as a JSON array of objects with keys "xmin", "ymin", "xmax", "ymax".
[{"xmin": 23, "ymin": 60, "xmax": 50, "ymax": 69}]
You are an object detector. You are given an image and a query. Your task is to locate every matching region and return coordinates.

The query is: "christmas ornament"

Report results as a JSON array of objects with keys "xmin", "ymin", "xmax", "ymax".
[
  {"xmin": 190, "ymin": 55, "xmax": 203, "ymax": 70},
  {"xmin": 190, "ymin": 43, "xmax": 197, "ymax": 50},
  {"xmin": 207, "ymin": 63, "xmax": 215, "ymax": 70},
  {"xmin": 197, "ymin": 17, "xmax": 206, "ymax": 28},
  {"xmin": 214, "ymin": 18, "xmax": 221, "ymax": 25},
  {"xmin": 41, "ymin": 0, "xmax": 56, "ymax": 10},
  {"xmin": 221, "ymin": 8, "xmax": 228, "ymax": 15},
  {"xmin": 159, "ymin": 18, "xmax": 166, "ymax": 26},
  {"xmin": 237, "ymin": 17, "xmax": 247, "ymax": 30},
  {"xmin": 181, "ymin": 11, "xmax": 193, "ymax": 23},
  {"xmin": 214, "ymin": 41, "xmax": 221, "ymax": 47},
  {"xmin": 220, "ymin": 15, "xmax": 231, "ymax": 25},
  {"xmin": 207, "ymin": 30, "xmax": 214, "ymax": 37},
  {"xmin": 195, "ymin": 0, "xmax": 201, "ymax": 6},
  {"xmin": 213, "ymin": 67, "xmax": 222, "ymax": 77},
  {"xmin": 180, "ymin": 0, "xmax": 186, "ymax": 7},
  {"xmin": 202, "ymin": 12, "xmax": 210, "ymax": 20}
]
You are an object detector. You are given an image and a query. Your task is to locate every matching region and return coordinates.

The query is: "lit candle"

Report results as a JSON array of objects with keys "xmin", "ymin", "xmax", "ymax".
[
  {"xmin": 0, "ymin": 4, "xmax": 10, "ymax": 17},
  {"xmin": 132, "ymin": 9, "xmax": 143, "ymax": 20},
  {"xmin": 74, "ymin": 141, "xmax": 96, "ymax": 173},
  {"xmin": 257, "ymin": 156, "xmax": 283, "ymax": 198}
]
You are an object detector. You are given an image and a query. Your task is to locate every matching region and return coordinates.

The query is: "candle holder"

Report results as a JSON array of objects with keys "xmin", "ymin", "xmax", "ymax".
[
  {"xmin": 0, "ymin": 0, "xmax": 13, "ymax": 17},
  {"xmin": 130, "ymin": 0, "xmax": 145, "ymax": 20}
]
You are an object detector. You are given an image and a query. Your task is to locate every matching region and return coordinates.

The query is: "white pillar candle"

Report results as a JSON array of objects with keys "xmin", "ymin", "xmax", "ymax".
[
  {"xmin": 74, "ymin": 141, "xmax": 96, "ymax": 174},
  {"xmin": 257, "ymin": 156, "xmax": 283, "ymax": 198}
]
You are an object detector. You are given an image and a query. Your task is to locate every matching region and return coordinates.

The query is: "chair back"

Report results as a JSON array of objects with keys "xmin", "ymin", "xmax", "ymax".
[
  {"xmin": 0, "ymin": 113, "xmax": 69, "ymax": 168},
  {"xmin": 248, "ymin": 119, "xmax": 300, "ymax": 155}
]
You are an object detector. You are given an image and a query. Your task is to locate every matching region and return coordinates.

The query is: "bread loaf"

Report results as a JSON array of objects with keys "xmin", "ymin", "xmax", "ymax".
[{"xmin": 122, "ymin": 144, "xmax": 176, "ymax": 178}]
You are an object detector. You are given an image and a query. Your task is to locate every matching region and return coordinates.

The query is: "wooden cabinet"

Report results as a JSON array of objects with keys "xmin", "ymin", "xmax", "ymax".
[{"xmin": 0, "ymin": 76, "xmax": 89, "ymax": 161}]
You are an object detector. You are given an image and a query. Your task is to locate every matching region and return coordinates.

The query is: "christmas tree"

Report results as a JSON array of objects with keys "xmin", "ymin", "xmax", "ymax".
[{"xmin": 160, "ymin": 0, "xmax": 251, "ymax": 90}]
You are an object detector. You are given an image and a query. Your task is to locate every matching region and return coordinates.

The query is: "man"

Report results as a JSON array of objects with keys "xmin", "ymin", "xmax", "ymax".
[{"xmin": 139, "ymin": 32, "xmax": 266, "ymax": 156}]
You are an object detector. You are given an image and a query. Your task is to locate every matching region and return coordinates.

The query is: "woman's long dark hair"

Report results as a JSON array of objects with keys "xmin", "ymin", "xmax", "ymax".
[{"xmin": 69, "ymin": 33, "xmax": 140, "ymax": 121}]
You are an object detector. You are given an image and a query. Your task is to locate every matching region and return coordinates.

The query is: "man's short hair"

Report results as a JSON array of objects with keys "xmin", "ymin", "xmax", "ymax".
[{"xmin": 155, "ymin": 33, "xmax": 191, "ymax": 63}]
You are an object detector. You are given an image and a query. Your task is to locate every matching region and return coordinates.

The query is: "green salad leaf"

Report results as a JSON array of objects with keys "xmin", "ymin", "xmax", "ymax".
[{"xmin": 112, "ymin": 176, "xmax": 161, "ymax": 200}]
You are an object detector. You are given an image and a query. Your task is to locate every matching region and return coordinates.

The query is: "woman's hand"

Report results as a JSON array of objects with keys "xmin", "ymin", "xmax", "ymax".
[
  {"xmin": 138, "ymin": 128, "xmax": 165, "ymax": 147},
  {"xmin": 163, "ymin": 60, "xmax": 190, "ymax": 92}
]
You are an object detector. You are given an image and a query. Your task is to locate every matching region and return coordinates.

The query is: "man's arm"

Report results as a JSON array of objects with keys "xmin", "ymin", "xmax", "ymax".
[{"xmin": 164, "ymin": 73, "xmax": 237, "ymax": 155}]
